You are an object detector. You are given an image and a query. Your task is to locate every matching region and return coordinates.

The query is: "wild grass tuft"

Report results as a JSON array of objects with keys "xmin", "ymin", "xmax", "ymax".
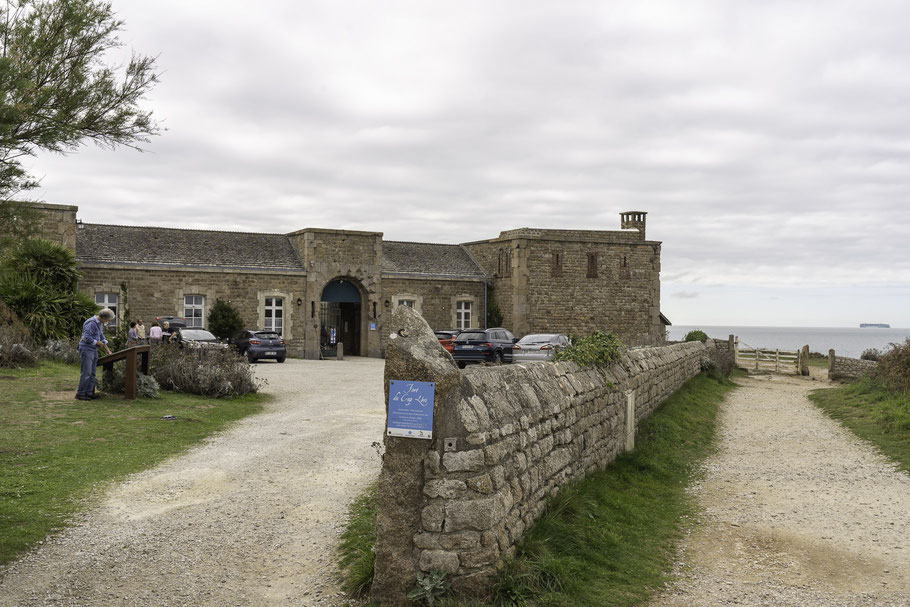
[{"xmin": 338, "ymin": 483, "xmax": 378, "ymax": 597}]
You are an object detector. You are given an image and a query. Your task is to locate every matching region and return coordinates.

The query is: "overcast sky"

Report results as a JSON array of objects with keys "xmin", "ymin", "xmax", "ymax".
[{"xmin": 24, "ymin": 0, "xmax": 910, "ymax": 328}]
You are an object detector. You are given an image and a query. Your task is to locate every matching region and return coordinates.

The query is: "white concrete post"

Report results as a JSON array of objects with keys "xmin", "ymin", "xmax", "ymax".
[
  {"xmin": 625, "ymin": 390, "xmax": 636, "ymax": 452},
  {"xmin": 337, "ymin": 341, "xmax": 344, "ymax": 361}
]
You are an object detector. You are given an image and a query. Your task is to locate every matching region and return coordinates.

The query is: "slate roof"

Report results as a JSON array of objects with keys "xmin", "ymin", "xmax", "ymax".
[
  {"xmin": 76, "ymin": 224, "xmax": 305, "ymax": 271},
  {"xmin": 382, "ymin": 241, "xmax": 486, "ymax": 278}
]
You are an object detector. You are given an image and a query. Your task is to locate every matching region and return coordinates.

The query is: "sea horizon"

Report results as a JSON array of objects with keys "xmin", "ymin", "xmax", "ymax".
[{"xmin": 667, "ymin": 325, "xmax": 910, "ymax": 359}]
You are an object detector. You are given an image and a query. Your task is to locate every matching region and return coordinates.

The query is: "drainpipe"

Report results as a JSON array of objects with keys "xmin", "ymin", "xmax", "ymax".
[{"xmin": 484, "ymin": 281, "xmax": 488, "ymax": 329}]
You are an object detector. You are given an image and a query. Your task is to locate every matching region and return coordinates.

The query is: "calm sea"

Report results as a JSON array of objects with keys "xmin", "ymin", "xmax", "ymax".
[{"xmin": 667, "ymin": 325, "xmax": 910, "ymax": 359}]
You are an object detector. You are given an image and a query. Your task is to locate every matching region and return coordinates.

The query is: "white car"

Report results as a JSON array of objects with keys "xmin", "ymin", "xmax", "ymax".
[{"xmin": 512, "ymin": 333, "xmax": 570, "ymax": 362}]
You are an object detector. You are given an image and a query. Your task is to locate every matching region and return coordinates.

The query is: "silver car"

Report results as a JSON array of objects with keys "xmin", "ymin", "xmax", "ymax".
[{"xmin": 512, "ymin": 333, "xmax": 570, "ymax": 362}]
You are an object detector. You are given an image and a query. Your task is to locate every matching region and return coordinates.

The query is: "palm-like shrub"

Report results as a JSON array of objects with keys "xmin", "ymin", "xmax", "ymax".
[{"xmin": 0, "ymin": 238, "xmax": 98, "ymax": 343}]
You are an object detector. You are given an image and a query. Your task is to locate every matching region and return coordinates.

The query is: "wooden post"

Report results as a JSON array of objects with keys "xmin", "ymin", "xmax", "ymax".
[
  {"xmin": 755, "ymin": 348, "xmax": 759, "ymax": 371},
  {"xmin": 828, "ymin": 349, "xmax": 835, "ymax": 375},
  {"xmin": 775, "ymin": 349, "xmax": 780, "ymax": 372},
  {"xmin": 124, "ymin": 348, "xmax": 137, "ymax": 399}
]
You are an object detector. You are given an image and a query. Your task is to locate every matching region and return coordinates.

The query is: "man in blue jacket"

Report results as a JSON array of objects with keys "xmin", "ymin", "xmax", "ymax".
[{"xmin": 76, "ymin": 308, "xmax": 115, "ymax": 400}]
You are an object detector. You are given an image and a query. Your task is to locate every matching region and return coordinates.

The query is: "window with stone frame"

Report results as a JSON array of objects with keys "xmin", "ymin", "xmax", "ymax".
[
  {"xmin": 398, "ymin": 299, "xmax": 416, "ymax": 308},
  {"xmin": 95, "ymin": 293, "xmax": 118, "ymax": 327},
  {"xmin": 456, "ymin": 300, "xmax": 472, "ymax": 330},
  {"xmin": 551, "ymin": 251, "xmax": 563, "ymax": 277},
  {"xmin": 586, "ymin": 252, "xmax": 599, "ymax": 278},
  {"xmin": 264, "ymin": 297, "xmax": 284, "ymax": 336},
  {"xmin": 184, "ymin": 294, "xmax": 205, "ymax": 328}
]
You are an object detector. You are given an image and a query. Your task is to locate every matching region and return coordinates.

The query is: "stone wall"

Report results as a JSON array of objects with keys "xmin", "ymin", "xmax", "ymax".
[
  {"xmin": 372, "ymin": 307, "xmax": 728, "ymax": 604},
  {"xmin": 381, "ymin": 277, "xmax": 486, "ymax": 334},
  {"xmin": 828, "ymin": 350, "xmax": 878, "ymax": 380},
  {"xmin": 27, "ymin": 202, "xmax": 78, "ymax": 250},
  {"xmin": 463, "ymin": 218, "xmax": 664, "ymax": 346}
]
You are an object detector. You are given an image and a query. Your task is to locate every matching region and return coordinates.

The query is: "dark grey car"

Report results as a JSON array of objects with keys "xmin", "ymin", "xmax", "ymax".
[{"xmin": 228, "ymin": 330, "xmax": 287, "ymax": 363}]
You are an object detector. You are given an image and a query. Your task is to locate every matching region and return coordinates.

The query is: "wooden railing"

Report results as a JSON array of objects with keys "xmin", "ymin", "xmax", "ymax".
[
  {"xmin": 734, "ymin": 339, "xmax": 799, "ymax": 373},
  {"xmin": 97, "ymin": 345, "xmax": 151, "ymax": 400}
]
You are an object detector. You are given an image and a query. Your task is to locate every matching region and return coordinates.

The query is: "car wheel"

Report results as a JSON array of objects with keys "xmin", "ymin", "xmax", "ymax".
[
  {"xmin": 457, "ymin": 362, "xmax": 466, "ymax": 369},
  {"xmin": 247, "ymin": 351, "xmax": 257, "ymax": 363},
  {"xmin": 493, "ymin": 351, "xmax": 503, "ymax": 364},
  {"xmin": 277, "ymin": 356, "xmax": 286, "ymax": 363}
]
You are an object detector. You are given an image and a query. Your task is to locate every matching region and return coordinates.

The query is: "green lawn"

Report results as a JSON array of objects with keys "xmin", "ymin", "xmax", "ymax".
[
  {"xmin": 809, "ymin": 378, "xmax": 910, "ymax": 472},
  {"xmin": 340, "ymin": 369, "xmax": 738, "ymax": 607},
  {"xmin": 0, "ymin": 360, "xmax": 267, "ymax": 565}
]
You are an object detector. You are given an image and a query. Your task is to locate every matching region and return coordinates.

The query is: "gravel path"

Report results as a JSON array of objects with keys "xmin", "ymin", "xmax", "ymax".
[
  {"xmin": 0, "ymin": 358, "xmax": 386, "ymax": 607},
  {"xmin": 650, "ymin": 372, "xmax": 910, "ymax": 607}
]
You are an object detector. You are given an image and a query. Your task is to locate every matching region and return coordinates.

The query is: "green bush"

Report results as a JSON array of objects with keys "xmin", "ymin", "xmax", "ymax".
[
  {"xmin": 861, "ymin": 348, "xmax": 882, "ymax": 362},
  {"xmin": 207, "ymin": 298, "xmax": 244, "ymax": 339},
  {"xmin": 684, "ymin": 329, "xmax": 708, "ymax": 343},
  {"xmin": 552, "ymin": 331, "xmax": 624, "ymax": 367},
  {"xmin": 0, "ymin": 239, "xmax": 98, "ymax": 343},
  {"xmin": 874, "ymin": 339, "xmax": 910, "ymax": 394},
  {"xmin": 150, "ymin": 343, "xmax": 260, "ymax": 397}
]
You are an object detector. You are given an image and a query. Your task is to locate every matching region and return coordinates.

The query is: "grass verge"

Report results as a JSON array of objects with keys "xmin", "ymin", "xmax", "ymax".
[
  {"xmin": 809, "ymin": 377, "xmax": 910, "ymax": 472},
  {"xmin": 0, "ymin": 360, "xmax": 268, "ymax": 566},
  {"xmin": 338, "ymin": 370, "xmax": 737, "ymax": 606}
]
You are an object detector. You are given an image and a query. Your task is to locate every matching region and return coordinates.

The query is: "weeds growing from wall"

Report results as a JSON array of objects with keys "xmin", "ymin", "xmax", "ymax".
[{"xmin": 552, "ymin": 331, "xmax": 624, "ymax": 367}]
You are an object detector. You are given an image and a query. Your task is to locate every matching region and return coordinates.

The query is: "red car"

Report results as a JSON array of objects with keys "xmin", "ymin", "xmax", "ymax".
[{"xmin": 435, "ymin": 330, "xmax": 460, "ymax": 353}]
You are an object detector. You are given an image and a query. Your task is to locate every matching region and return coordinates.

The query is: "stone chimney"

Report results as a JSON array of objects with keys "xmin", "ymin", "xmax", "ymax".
[{"xmin": 620, "ymin": 211, "xmax": 647, "ymax": 239}]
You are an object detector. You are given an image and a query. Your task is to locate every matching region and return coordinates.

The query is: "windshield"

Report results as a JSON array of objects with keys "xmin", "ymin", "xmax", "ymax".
[
  {"xmin": 518, "ymin": 334, "xmax": 559, "ymax": 344},
  {"xmin": 455, "ymin": 332, "xmax": 487, "ymax": 342},
  {"xmin": 254, "ymin": 332, "xmax": 281, "ymax": 339},
  {"xmin": 181, "ymin": 330, "xmax": 216, "ymax": 340}
]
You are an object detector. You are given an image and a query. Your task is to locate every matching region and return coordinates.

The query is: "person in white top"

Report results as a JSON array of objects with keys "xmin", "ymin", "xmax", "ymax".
[{"xmin": 149, "ymin": 321, "xmax": 163, "ymax": 343}]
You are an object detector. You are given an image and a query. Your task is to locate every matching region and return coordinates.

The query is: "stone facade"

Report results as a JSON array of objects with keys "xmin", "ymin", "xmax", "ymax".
[
  {"xmin": 29, "ymin": 203, "xmax": 666, "ymax": 357},
  {"xmin": 828, "ymin": 351, "xmax": 878, "ymax": 380},
  {"xmin": 373, "ymin": 306, "xmax": 731, "ymax": 604}
]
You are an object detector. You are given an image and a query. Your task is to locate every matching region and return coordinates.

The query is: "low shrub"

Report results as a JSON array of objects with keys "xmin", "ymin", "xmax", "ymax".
[
  {"xmin": 874, "ymin": 338, "xmax": 910, "ymax": 394},
  {"xmin": 860, "ymin": 348, "xmax": 882, "ymax": 362},
  {"xmin": 99, "ymin": 364, "xmax": 160, "ymax": 398},
  {"xmin": 684, "ymin": 329, "xmax": 708, "ymax": 343},
  {"xmin": 38, "ymin": 338, "xmax": 80, "ymax": 364},
  {"xmin": 150, "ymin": 344, "xmax": 260, "ymax": 398},
  {"xmin": 0, "ymin": 340, "xmax": 36, "ymax": 368},
  {"xmin": 552, "ymin": 331, "xmax": 624, "ymax": 367}
]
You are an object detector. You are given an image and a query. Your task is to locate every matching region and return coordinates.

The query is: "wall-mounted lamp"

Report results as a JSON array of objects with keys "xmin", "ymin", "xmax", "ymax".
[
  {"xmin": 384, "ymin": 299, "xmax": 390, "ymax": 308},
  {"xmin": 296, "ymin": 297, "xmax": 303, "ymax": 306}
]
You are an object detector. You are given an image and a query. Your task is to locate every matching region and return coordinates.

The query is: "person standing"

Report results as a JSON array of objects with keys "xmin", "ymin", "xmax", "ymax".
[
  {"xmin": 149, "ymin": 321, "xmax": 162, "ymax": 343},
  {"xmin": 127, "ymin": 322, "xmax": 139, "ymax": 347},
  {"xmin": 136, "ymin": 319, "xmax": 147, "ymax": 344},
  {"xmin": 76, "ymin": 308, "xmax": 114, "ymax": 401}
]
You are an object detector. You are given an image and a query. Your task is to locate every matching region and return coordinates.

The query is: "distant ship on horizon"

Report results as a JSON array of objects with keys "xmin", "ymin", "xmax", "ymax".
[{"xmin": 860, "ymin": 323, "xmax": 891, "ymax": 328}]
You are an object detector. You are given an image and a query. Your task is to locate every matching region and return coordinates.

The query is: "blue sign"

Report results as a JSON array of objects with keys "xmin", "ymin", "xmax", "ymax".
[
  {"xmin": 370, "ymin": 322, "xmax": 377, "ymax": 331},
  {"xmin": 388, "ymin": 380, "xmax": 435, "ymax": 439}
]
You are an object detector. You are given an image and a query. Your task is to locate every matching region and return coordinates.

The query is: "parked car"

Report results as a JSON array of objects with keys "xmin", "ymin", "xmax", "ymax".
[
  {"xmin": 512, "ymin": 333, "xmax": 571, "ymax": 363},
  {"xmin": 435, "ymin": 330, "xmax": 460, "ymax": 353},
  {"xmin": 451, "ymin": 328, "xmax": 517, "ymax": 368},
  {"xmin": 228, "ymin": 329, "xmax": 287, "ymax": 363},
  {"xmin": 170, "ymin": 328, "xmax": 229, "ymax": 349}
]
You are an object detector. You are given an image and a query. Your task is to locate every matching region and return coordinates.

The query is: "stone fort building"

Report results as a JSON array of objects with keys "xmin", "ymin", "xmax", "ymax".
[{"xmin": 31, "ymin": 202, "xmax": 668, "ymax": 358}]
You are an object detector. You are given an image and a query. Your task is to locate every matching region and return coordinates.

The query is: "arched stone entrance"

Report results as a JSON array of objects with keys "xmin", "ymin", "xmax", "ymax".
[{"xmin": 320, "ymin": 279, "xmax": 363, "ymax": 356}]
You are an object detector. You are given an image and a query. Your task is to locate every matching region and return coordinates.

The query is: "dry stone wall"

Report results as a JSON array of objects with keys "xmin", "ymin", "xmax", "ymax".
[
  {"xmin": 829, "ymin": 352, "xmax": 878, "ymax": 380},
  {"xmin": 372, "ymin": 307, "xmax": 728, "ymax": 604}
]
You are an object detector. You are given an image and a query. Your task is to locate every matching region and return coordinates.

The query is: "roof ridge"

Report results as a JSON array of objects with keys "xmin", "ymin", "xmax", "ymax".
[
  {"xmin": 383, "ymin": 240, "xmax": 463, "ymax": 247},
  {"xmin": 81, "ymin": 222, "xmax": 288, "ymax": 237}
]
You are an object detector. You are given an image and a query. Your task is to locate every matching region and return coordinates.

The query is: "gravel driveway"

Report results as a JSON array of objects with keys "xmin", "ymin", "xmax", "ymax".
[
  {"xmin": 650, "ymin": 372, "xmax": 910, "ymax": 607},
  {"xmin": 0, "ymin": 357, "xmax": 386, "ymax": 607}
]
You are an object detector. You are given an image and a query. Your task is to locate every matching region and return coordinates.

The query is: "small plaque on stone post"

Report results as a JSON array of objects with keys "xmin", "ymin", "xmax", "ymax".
[{"xmin": 387, "ymin": 380, "xmax": 435, "ymax": 439}]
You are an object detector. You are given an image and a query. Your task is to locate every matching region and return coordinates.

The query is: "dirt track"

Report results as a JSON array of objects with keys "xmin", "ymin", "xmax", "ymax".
[
  {"xmin": 0, "ymin": 358, "xmax": 386, "ymax": 607},
  {"xmin": 650, "ymin": 372, "xmax": 910, "ymax": 607}
]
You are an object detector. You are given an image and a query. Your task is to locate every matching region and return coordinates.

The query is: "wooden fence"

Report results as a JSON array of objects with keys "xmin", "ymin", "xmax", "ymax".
[{"xmin": 734, "ymin": 339, "xmax": 799, "ymax": 374}]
